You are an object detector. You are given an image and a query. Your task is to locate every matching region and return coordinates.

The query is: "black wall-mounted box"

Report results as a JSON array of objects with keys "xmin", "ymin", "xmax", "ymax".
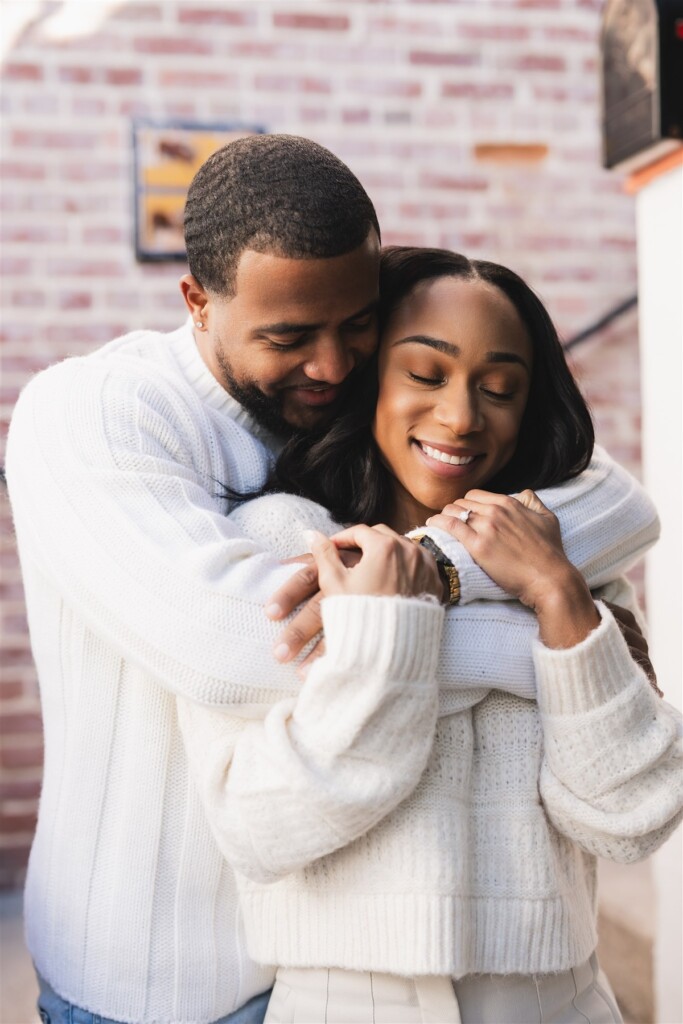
[{"xmin": 601, "ymin": 0, "xmax": 683, "ymax": 171}]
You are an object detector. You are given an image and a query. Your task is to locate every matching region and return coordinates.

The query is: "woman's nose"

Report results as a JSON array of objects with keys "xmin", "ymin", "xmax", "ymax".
[{"xmin": 435, "ymin": 389, "xmax": 484, "ymax": 435}]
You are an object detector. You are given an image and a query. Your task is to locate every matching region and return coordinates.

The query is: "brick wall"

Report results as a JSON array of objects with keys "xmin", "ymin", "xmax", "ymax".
[{"xmin": 0, "ymin": 0, "xmax": 642, "ymax": 888}]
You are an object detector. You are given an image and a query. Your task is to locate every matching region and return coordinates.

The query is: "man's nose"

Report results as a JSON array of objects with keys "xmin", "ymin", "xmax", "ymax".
[{"xmin": 303, "ymin": 336, "xmax": 354, "ymax": 385}]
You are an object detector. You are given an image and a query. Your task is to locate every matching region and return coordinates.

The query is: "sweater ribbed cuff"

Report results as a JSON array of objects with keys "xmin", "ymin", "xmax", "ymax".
[
  {"xmin": 321, "ymin": 595, "xmax": 444, "ymax": 682},
  {"xmin": 534, "ymin": 602, "xmax": 638, "ymax": 715}
]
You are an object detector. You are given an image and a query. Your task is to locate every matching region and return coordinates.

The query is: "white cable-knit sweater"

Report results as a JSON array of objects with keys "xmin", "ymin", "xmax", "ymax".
[
  {"xmin": 180, "ymin": 494, "xmax": 683, "ymax": 979},
  {"xmin": 5, "ymin": 320, "xmax": 662, "ymax": 1022}
]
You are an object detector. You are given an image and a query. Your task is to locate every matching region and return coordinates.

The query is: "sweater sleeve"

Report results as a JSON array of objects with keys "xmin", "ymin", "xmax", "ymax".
[
  {"xmin": 5, "ymin": 359, "xmax": 312, "ymax": 706},
  {"xmin": 178, "ymin": 595, "xmax": 444, "ymax": 883},
  {"xmin": 408, "ymin": 446, "xmax": 660, "ymax": 604},
  {"xmin": 535, "ymin": 603, "xmax": 683, "ymax": 862}
]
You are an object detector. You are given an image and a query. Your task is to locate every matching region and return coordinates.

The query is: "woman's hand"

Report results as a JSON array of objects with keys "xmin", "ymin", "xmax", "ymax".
[
  {"xmin": 427, "ymin": 489, "xmax": 600, "ymax": 648},
  {"xmin": 306, "ymin": 524, "xmax": 443, "ymax": 600}
]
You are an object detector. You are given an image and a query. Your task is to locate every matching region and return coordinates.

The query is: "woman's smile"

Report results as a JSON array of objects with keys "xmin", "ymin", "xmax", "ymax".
[
  {"xmin": 412, "ymin": 440, "xmax": 484, "ymax": 476},
  {"xmin": 372, "ymin": 275, "xmax": 532, "ymax": 532}
]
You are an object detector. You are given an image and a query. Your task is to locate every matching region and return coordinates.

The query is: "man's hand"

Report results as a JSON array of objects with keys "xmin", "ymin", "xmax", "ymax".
[
  {"xmin": 265, "ymin": 549, "xmax": 360, "ymax": 665},
  {"xmin": 266, "ymin": 526, "xmax": 442, "ymax": 665},
  {"xmin": 604, "ymin": 601, "xmax": 662, "ymax": 695}
]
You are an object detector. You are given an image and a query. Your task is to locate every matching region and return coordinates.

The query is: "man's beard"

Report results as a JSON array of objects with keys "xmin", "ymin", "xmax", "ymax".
[
  {"xmin": 216, "ymin": 351, "xmax": 366, "ymax": 439},
  {"xmin": 217, "ymin": 351, "xmax": 296, "ymax": 438}
]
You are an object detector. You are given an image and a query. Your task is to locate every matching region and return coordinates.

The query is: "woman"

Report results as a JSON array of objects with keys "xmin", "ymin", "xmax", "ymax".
[{"xmin": 180, "ymin": 248, "xmax": 682, "ymax": 1023}]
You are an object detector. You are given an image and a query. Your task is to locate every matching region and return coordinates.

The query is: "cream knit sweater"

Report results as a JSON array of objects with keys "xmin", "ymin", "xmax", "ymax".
[
  {"xmin": 5, "ymin": 321, "xmax": 662, "ymax": 1022},
  {"xmin": 180, "ymin": 495, "xmax": 683, "ymax": 979}
]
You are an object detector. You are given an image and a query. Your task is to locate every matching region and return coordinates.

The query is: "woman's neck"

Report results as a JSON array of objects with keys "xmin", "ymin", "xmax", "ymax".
[{"xmin": 385, "ymin": 486, "xmax": 435, "ymax": 535}]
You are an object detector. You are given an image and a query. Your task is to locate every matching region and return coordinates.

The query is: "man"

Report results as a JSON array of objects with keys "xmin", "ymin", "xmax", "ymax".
[{"xmin": 6, "ymin": 135, "xmax": 658, "ymax": 1024}]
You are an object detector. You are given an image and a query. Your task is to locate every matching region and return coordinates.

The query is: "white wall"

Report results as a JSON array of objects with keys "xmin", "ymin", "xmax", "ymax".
[{"xmin": 636, "ymin": 162, "xmax": 683, "ymax": 1024}]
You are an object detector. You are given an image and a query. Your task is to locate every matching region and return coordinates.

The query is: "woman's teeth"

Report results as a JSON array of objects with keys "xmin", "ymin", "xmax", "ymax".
[{"xmin": 421, "ymin": 444, "xmax": 476, "ymax": 466}]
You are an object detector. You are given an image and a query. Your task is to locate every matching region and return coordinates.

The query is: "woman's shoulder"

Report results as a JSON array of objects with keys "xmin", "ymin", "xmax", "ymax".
[{"xmin": 229, "ymin": 492, "xmax": 343, "ymax": 560}]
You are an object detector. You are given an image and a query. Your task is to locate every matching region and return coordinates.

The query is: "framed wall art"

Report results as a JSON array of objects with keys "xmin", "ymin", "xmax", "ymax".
[{"xmin": 133, "ymin": 120, "xmax": 265, "ymax": 261}]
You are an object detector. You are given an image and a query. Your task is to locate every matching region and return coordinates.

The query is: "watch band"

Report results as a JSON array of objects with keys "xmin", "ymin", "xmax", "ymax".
[{"xmin": 411, "ymin": 533, "xmax": 461, "ymax": 606}]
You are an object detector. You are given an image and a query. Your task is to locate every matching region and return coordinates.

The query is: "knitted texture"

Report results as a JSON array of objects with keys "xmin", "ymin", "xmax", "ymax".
[
  {"xmin": 179, "ymin": 595, "xmax": 444, "ymax": 884},
  {"xmin": 4, "ymin": 320, "xmax": 663, "ymax": 1021},
  {"xmin": 182, "ymin": 494, "xmax": 683, "ymax": 978}
]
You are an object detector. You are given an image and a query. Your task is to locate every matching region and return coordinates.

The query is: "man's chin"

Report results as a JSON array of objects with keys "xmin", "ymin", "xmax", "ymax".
[{"xmin": 282, "ymin": 399, "xmax": 338, "ymax": 432}]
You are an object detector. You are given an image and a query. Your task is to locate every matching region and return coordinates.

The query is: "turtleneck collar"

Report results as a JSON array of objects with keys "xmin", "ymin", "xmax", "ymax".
[{"xmin": 169, "ymin": 318, "xmax": 282, "ymax": 448}]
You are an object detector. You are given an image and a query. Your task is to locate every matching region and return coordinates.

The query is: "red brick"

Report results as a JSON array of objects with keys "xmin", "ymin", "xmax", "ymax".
[
  {"xmin": 442, "ymin": 82, "xmax": 515, "ymax": 100},
  {"xmin": 543, "ymin": 26, "xmax": 596, "ymax": 43},
  {"xmin": 45, "ymin": 259, "xmax": 126, "ymax": 278},
  {"xmin": 82, "ymin": 227, "xmax": 126, "ymax": 245},
  {"xmin": 0, "ymin": 812, "xmax": 38, "ymax": 834},
  {"xmin": 1, "ymin": 226, "xmax": 68, "ymax": 244},
  {"xmin": 254, "ymin": 75, "xmax": 331, "ymax": 95},
  {"xmin": 228, "ymin": 42, "xmax": 287, "ymax": 58},
  {"xmin": 347, "ymin": 79, "xmax": 422, "ymax": 99},
  {"xmin": 420, "ymin": 173, "xmax": 489, "ymax": 192},
  {"xmin": 410, "ymin": 51, "xmax": 480, "ymax": 67},
  {"xmin": 0, "ymin": 713, "xmax": 42, "ymax": 737},
  {"xmin": 178, "ymin": 7, "xmax": 255, "ymax": 26},
  {"xmin": 399, "ymin": 202, "xmax": 470, "ymax": 220},
  {"xmin": 342, "ymin": 109, "xmax": 371, "ymax": 124},
  {"xmin": 104, "ymin": 68, "xmax": 143, "ymax": 86},
  {"xmin": 598, "ymin": 237, "xmax": 634, "ymax": 251},
  {"xmin": 459, "ymin": 23, "xmax": 530, "ymax": 40},
  {"xmin": 0, "ymin": 682, "xmax": 23, "ymax": 701},
  {"xmin": 112, "ymin": 3, "xmax": 163, "ymax": 20},
  {"xmin": 273, "ymin": 13, "xmax": 350, "ymax": 31},
  {"xmin": 0, "ymin": 743, "xmax": 43, "ymax": 770},
  {"xmin": 0, "ymin": 161, "xmax": 46, "ymax": 181},
  {"xmin": 159, "ymin": 71, "xmax": 239, "ymax": 89},
  {"xmin": 0, "ymin": 845, "xmax": 32, "ymax": 870},
  {"xmin": 58, "ymin": 66, "xmax": 94, "ymax": 84},
  {"xmin": 299, "ymin": 107, "xmax": 329, "ymax": 124},
  {"xmin": 61, "ymin": 162, "xmax": 124, "ymax": 182},
  {"xmin": 59, "ymin": 292, "xmax": 93, "ymax": 310},
  {"xmin": 12, "ymin": 129, "xmax": 98, "ymax": 150},
  {"xmin": 0, "ymin": 780, "xmax": 41, "ymax": 802},
  {"xmin": 368, "ymin": 16, "xmax": 443, "ymax": 36},
  {"xmin": 0, "ymin": 258, "xmax": 32, "ymax": 276},
  {"xmin": 512, "ymin": 55, "xmax": 566, "ymax": 72},
  {"xmin": 1, "ymin": 63, "xmax": 43, "ymax": 82},
  {"xmin": 73, "ymin": 98, "xmax": 108, "ymax": 116},
  {"xmin": 2, "ymin": 613, "xmax": 29, "ymax": 634},
  {"xmin": 8, "ymin": 291, "xmax": 45, "ymax": 309},
  {"xmin": 134, "ymin": 37, "xmax": 213, "ymax": 55}
]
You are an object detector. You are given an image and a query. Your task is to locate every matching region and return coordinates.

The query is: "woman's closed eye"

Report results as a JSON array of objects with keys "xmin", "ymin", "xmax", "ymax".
[
  {"xmin": 480, "ymin": 386, "xmax": 516, "ymax": 401},
  {"xmin": 408, "ymin": 371, "xmax": 444, "ymax": 386}
]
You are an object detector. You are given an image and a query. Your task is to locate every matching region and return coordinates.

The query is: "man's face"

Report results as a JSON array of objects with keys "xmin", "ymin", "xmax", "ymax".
[{"xmin": 186, "ymin": 231, "xmax": 380, "ymax": 434}]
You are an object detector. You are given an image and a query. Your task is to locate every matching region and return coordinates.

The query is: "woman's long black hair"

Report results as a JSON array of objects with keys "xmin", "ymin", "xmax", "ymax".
[{"xmin": 266, "ymin": 246, "xmax": 594, "ymax": 525}]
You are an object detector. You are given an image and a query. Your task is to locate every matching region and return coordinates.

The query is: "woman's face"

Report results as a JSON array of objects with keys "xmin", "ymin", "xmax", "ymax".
[{"xmin": 372, "ymin": 276, "xmax": 533, "ymax": 530}]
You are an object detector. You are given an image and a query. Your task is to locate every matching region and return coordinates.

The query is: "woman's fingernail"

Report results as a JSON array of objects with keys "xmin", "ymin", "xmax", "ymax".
[
  {"xmin": 274, "ymin": 643, "xmax": 290, "ymax": 662},
  {"xmin": 265, "ymin": 603, "xmax": 282, "ymax": 619}
]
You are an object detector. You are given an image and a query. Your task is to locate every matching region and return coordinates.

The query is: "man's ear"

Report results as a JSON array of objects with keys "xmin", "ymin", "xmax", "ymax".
[{"xmin": 179, "ymin": 274, "xmax": 210, "ymax": 322}]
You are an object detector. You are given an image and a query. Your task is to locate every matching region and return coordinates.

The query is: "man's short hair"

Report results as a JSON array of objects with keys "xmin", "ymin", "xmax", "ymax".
[{"xmin": 184, "ymin": 134, "xmax": 380, "ymax": 296}]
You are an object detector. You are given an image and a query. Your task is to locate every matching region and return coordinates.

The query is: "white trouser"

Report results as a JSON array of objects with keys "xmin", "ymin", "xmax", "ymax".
[{"xmin": 264, "ymin": 953, "xmax": 623, "ymax": 1023}]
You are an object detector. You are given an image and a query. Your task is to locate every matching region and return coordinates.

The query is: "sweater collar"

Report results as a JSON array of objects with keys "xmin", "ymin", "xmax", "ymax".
[{"xmin": 170, "ymin": 318, "xmax": 282, "ymax": 448}]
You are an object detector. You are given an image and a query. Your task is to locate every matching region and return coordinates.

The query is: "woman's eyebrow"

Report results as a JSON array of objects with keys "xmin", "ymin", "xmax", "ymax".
[
  {"xmin": 394, "ymin": 335, "xmax": 530, "ymax": 372},
  {"xmin": 394, "ymin": 335, "xmax": 459, "ymax": 357}
]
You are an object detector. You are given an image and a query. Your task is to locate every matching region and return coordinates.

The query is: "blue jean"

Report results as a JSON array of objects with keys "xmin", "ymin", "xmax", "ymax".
[{"xmin": 36, "ymin": 973, "xmax": 271, "ymax": 1024}]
